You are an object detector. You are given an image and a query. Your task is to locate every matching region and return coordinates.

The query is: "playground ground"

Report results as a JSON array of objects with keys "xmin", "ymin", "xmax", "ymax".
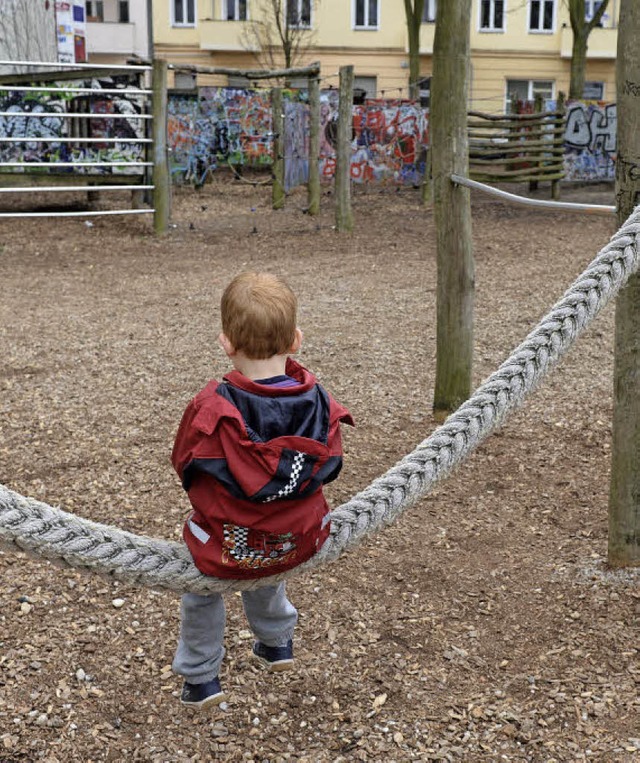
[{"xmin": 0, "ymin": 177, "xmax": 638, "ymax": 762}]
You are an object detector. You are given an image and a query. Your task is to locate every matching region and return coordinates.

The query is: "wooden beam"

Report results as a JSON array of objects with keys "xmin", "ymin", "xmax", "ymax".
[
  {"xmin": 307, "ymin": 76, "xmax": 321, "ymax": 215},
  {"xmin": 271, "ymin": 88, "xmax": 285, "ymax": 210},
  {"xmin": 169, "ymin": 62, "xmax": 321, "ymax": 80},
  {"xmin": 432, "ymin": 0, "xmax": 474, "ymax": 419},
  {"xmin": 608, "ymin": 0, "xmax": 640, "ymax": 567},
  {"xmin": 152, "ymin": 59, "xmax": 170, "ymax": 234},
  {"xmin": 335, "ymin": 65, "xmax": 354, "ymax": 232}
]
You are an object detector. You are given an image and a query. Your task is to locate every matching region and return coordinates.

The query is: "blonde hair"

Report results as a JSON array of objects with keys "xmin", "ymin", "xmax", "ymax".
[{"xmin": 221, "ymin": 272, "xmax": 298, "ymax": 359}]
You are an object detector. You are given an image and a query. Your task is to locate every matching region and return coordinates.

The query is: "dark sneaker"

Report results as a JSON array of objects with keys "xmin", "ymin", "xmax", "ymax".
[
  {"xmin": 252, "ymin": 639, "xmax": 294, "ymax": 672},
  {"xmin": 180, "ymin": 677, "xmax": 226, "ymax": 708}
]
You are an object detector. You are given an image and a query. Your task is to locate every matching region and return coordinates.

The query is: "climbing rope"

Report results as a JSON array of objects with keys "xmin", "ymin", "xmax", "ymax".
[{"xmin": 2, "ymin": 207, "xmax": 640, "ymax": 594}]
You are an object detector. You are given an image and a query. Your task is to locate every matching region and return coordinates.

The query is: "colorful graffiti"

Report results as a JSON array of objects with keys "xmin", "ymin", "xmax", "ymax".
[
  {"xmin": 167, "ymin": 87, "xmax": 430, "ymax": 188},
  {"xmin": 283, "ymin": 99, "xmax": 309, "ymax": 192},
  {"xmin": 563, "ymin": 101, "xmax": 616, "ymax": 182},
  {"xmin": 168, "ymin": 89, "xmax": 273, "ymax": 186},
  {"xmin": 0, "ymin": 75, "xmax": 147, "ymax": 174},
  {"xmin": 321, "ymin": 97, "xmax": 429, "ymax": 185}
]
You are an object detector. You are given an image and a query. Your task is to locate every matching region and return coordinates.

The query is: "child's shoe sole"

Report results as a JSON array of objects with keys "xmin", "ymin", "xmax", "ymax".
[
  {"xmin": 180, "ymin": 690, "xmax": 226, "ymax": 709},
  {"xmin": 251, "ymin": 651, "xmax": 294, "ymax": 672}
]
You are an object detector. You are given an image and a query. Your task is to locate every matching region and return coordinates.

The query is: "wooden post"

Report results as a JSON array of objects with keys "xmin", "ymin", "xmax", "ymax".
[
  {"xmin": 152, "ymin": 58, "xmax": 170, "ymax": 234},
  {"xmin": 271, "ymin": 87, "xmax": 285, "ymax": 210},
  {"xmin": 608, "ymin": 0, "xmax": 640, "ymax": 568},
  {"xmin": 551, "ymin": 91, "xmax": 565, "ymax": 201},
  {"xmin": 335, "ymin": 65, "xmax": 354, "ymax": 232},
  {"xmin": 87, "ymin": 188, "xmax": 99, "ymax": 209},
  {"xmin": 307, "ymin": 75, "xmax": 321, "ymax": 215},
  {"xmin": 422, "ymin": 144, "xmax": 432, "ymax": 205},
  {"xmin": 131, "ymin": 189, "xmax": 145, "ymax": 209},
  {"xmin": 528, "ymin": 93, "xmax": 544, "ymax": 192},
  {"xmin": 431, "ymin": 0, "xmax": 474, "ymax": 419}
]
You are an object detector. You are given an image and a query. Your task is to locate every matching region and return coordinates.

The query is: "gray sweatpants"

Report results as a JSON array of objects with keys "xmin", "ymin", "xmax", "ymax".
[{"xmin": 172, "ymin": 583, "xmax": 298, "ymax": 684}]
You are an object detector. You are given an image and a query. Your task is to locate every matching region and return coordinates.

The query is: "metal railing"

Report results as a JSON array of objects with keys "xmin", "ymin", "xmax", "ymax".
[
  {"xmin": 0, "ymin": 60, "xmax": 169, "ymax": 228},
  {"xmin": 451, "ymin": 174, "xmax": 615, "ymax": 216}
]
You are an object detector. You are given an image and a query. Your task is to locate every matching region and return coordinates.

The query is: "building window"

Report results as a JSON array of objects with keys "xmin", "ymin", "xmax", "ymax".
[
  {"xmin": 529, "ymin": 0, "xmax": 554, "ymax": 32},
  {"xmin": 353, "ymin": 75, "xmax": 377, "ymax": 102},
  {"xmin": 225, "ymin": 0, "xmax": 247, "ymax": 21},
  {"xmin": 354, "ymin": 0, "xmax": 379, "ymax": 29},
  {"xmin": 583, "ymin": 81, "xmax": 604, "ymax": 100},
  {"xmin": 173, "ymin": 0, "xmax": 196, "ymax": 26},
  {"xmin": 585, "ymin": 0, "xmax": 605, "ymax": 25},
  {"xmin": 287, "ymin": 0, "xmax": 311, "ymax": 27},
  {"xmin": 422, "ymin": 0, "xmax": 436, "ymax": 23},
  {"xmin": 418, "ymin": 76, "xmax": 431, "ymax": 107},
  {"xmin": 479, "ymin": 0, "xmax": 504, "ymax": 31},
  {"xmin": 506, "ymin": 78, "xmax": 554, "ymax": 110},
  {"xmin": 118, "ymin": 1, "xmax": 130, "ymax": 23},
  {"xmin": 86, "ymin": 1, "xmax": 104, "ymax": 22}
]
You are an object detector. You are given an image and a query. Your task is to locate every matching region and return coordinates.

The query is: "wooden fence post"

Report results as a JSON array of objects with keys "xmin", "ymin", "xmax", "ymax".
[
  {"xmin": 528, "ymin": 93, "xmax": 544, "ymax": 192},
  {"xmin": 422, "ymin": 144, "xmax": 432, "ymax": 205},
  {"xmin": 551, "ymin": 91, "xmax": 565, "ymax": 201},
  {"xmin": 152, "ymin": 58, "xmax": 170, "ymax": 234},
  {"xmin": 307, "ymin": 75, "xmax": 321, "ymax": 215},
  {"xmin": 335, "ymin": 65, "xmax": 354, "ymax": 232},
  {"xmin": 432, "ymin": 0, "xmax": 474, "ymax": 419},
  {"xmin": 608, "ymin": 0, "xmax": 640, "ymax": 568},
  {"xmin": 271, "ymin": 88, "xmax": 285, "ymax": 210}
]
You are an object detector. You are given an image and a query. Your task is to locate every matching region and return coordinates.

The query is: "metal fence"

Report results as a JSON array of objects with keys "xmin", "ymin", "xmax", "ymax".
[{"xmin": 0, "ymin": 59, "xmax": 168, "ymax": 229}]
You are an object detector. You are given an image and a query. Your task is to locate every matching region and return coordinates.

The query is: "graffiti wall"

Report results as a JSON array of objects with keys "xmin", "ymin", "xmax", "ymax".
[
  {"xmin": 168, "ymin": 89, "xmax": 273, "ymax": 186},
  {"xmin": 284, "ymin": 99, "xmax": 309, "ymax": 192},
  {"xmin": 563, "ymin": 101, "xmax": 616, "ymax": 182},
  {"xmin": 318, "ymin": 94, "xmax": 429, "ymax": 185},
  {"xmin": 167, "ymin": 87, "xmax": 430, "ymax": 188},
  {"xmin": 0, "ymin": 75, "xmax": 147, "ymax": 174}
]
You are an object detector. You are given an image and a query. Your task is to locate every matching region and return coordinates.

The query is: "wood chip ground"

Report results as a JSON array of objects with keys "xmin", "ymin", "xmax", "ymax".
[{"xmin": 0, "ymin": 178, "xmax": 638, "ymax": 762}]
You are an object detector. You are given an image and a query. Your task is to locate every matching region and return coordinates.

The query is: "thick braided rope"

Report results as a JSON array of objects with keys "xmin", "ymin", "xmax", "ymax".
[{"xmin": 2, "ymin": 207, "xmax": 640, "ymax": 594}]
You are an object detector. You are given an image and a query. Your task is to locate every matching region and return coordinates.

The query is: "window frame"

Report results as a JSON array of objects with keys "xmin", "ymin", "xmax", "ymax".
[
  {"xmin": 584, "ymin": 0, "xmax": 605, "ymax": 26},
  {"xmin": 172, "ymin": 0, "xmax": 197, "ymax": 28},
  {"xmin": 353, "ymin": 0, "xmax": 380, "ymax": 31},
  {"xmin": 478, "ymin": 0, "xmax": 505, "ymax": 33},
  {"xmin": 118, "ymin": 1, "xmax": 130, "ymax": 24},
  {"xmin": 353, "ymin": 75, "xmax": 377, "ymax": 102},
  {"xmin": 287, "ymin": 0, "xmax": 312, "ymax": 29},
  {"xmin": 421, "ymin": 0, "xmax": 436, "ymax": 23},
  {"xmin": 528, "ymin": 0, "xmax": 555, "ymax": 33},
  {"xmin": 86, "ymin": 1, "xmax": 104, "ymax": 22},
  {"xmin": 505, "ymin": 78, "xmax": 555, "ymax": 111},
  {"xmin": 583, "ymin": 80, "xmax": 605, "ymax": 100},
  {"xmin": 223, "ymin": 0, "xmax": 248, "ymax": 21}
]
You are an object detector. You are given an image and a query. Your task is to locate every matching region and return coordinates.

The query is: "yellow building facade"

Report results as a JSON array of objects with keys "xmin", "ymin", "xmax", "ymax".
[{"xmin": 154, "ymin": 0, "xmax": 620, "ymax": 108}]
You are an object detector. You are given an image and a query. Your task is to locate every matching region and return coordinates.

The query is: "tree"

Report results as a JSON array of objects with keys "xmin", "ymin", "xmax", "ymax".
[
  {"xmin": 431, "ymin": 0, "xmax": 474, "ymax": 419},
  {"xmin": 567, "ymin": 0, "xmax": 610, "ymax": 100},
  {"xmin": 607, "ymin": 0, "xmax": 640, "ymax": 568},
  {"xmin": 404, "ymin": 0, "xmax": 425, "ymax": 101},
  {"xmin": 242, "ymin": 0, "xmax": 317, "ymax": 74}
]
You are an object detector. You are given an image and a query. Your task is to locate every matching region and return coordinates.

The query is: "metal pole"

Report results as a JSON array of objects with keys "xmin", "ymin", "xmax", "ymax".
[
  {"xmin": 451, "ymin": 174, "xmax": 615, "ymax": 215},
  {"xmin": 0, "ymin": 209, "xmax": 154, "ymax": 218}
]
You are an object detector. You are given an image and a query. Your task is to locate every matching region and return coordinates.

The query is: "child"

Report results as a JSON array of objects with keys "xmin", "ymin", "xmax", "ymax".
[{"xmin": 171, "ymin": 271, "xmax": 353, "ymax": 708}]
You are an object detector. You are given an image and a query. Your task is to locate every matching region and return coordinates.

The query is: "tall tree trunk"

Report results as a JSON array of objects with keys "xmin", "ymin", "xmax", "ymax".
[
  {"xmin": 568, "ymin": 0, "xmax": 611, "ymax": 100},
  {"xmin": 404, "ymin": 0, "xmax": 424, "ymax": 101},
  {"xmin": 431, "ymin": 0, "xmax": 474, "ymax": 419},
  {"xmin": 608, "ymin": 0, "xmax": 640, "ymax": 567},
  {"xmin": 569, "ymin": 26, "xmax": 588, "ymax": 100}
]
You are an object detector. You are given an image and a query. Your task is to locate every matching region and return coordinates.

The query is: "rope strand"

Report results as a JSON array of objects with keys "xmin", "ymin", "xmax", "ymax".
[{"xmin": 1, "ymin": 207, "xmax": 639, "ymax": 593}]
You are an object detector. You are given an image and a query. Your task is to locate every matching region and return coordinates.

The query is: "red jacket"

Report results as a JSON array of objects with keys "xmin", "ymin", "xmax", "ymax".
[{"xmin": 172, "ymin": 359, "xmax": 353, "ymax": 579}]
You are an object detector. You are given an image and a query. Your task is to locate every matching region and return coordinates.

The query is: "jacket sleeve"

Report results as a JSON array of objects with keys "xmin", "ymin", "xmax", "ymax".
[
  {"xmin": 171, "ymin": 398, "xmax": 202, "ymax": 486},
  {"xmin": 320, "ymin": 396, "xmax": 354, "ymax": 485}
]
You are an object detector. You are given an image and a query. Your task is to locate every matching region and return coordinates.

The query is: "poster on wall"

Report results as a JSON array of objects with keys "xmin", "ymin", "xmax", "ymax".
[{"xmin": 55, "ymin": 2, "xmax": 86, "ymax": 63}]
